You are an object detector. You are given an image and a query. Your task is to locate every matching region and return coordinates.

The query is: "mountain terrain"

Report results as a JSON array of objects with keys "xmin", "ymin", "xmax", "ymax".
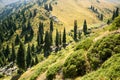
[{"xmin": 0, "ymin": 0, "xmax": 120, "ymax": 80}]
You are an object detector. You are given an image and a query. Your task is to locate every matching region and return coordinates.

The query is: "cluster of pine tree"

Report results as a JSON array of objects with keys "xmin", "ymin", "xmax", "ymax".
[
  {"xmin": 107, "ymin": 7, "xmax": 119, "ymax": 25},
  {"xmin": 73, "ymin": 20, "xmax": 88, "ymax": 41},
  {"xmin": 90, "ymin": 5, "xmax": 103, "ymax": 21},
  {"xmin": 36, "ymin": 20, "xmax": 67, "ymax": 57}
]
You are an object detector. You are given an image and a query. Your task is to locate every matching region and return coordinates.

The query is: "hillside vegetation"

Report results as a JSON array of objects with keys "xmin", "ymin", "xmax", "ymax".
[{"xmin": 0, "ymin": 0, "xmax": 120, "ymax": 80}]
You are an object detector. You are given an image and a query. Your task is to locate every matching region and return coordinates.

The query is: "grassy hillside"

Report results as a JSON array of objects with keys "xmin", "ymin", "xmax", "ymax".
[
  {"xmin": 0, "ymin": 0, "xmax": 120, "ymax": 80},
  {"xmin": 18, "ymin": 15, "xmax": 120, "ymax": 80},
  {"xmin": 51, "ymin": 0, "xmax": 117, "ymax": 31}
]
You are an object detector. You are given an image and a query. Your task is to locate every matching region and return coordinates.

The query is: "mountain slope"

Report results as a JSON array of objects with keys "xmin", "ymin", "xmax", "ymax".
[{"xmin": 51, "ymin": 0, "xmax": 118, "ymax": 30}]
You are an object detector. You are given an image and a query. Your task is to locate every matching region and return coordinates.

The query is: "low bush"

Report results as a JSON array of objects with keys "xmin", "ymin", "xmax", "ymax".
[
  {"xmin": 75, "ymin": 38, "xmax": 93, "ymax": 51},
  {"xmin": 87, "ymin": 33, "xmax": 120, "ymax": 70},
  {"xmin": 63, "ymin": 50, "xmax": 86, "ymax": 78},
  {"xmin": 46, "ymin": 63, "xmax": 63, "ymax": 80}
]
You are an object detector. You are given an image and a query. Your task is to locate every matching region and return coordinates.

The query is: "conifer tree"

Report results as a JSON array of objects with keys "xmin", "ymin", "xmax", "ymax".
[
  {"xmin": 63, "ymin": 28, "xmax": 66, "ymax": 47},
  {"xmin": 59, "ymin": 31, "xmax": 62, "ymax": 45},
  {"xmin": 112, "ymin": 10, "xmax": 116, "ymax": 20},
  {"xmin": 11, "ymin": 43, "xmax": 16, "ymax": 63},
  {"xmin": 115, "ymin": 7, "xmax": 119, "ymax": 17},
  {"xmin": 44, "ymin": 31, "xmax": 51, "ymax": 57},
  {"xmin": 83, "ymin": 20, "xmax": 87, "ymax": 35},
  {"xmin": 100, "ymin": 14, "xmax": 103, "ymax": 21},
  {"xmin": 49, "ymin": 32, "xmax": 53, "ymax": 46},
  {"xmin": 17, "ymin": 42, "xmax": 26, "ymax": 70},
  {"xmin": 55, "ymin": 29, "xmax": 59, "ymax": 47},
  {"xmin": 35, "ymin": 55, "xmax": 39, "ymax": 65},
  {"xmin": 31, "ymin": 44, "xmax": 35, "ymax": 54},
  {"xmin": 26, "ymin": 44, "xmax": 32, "ymax": 68},
  {"xmin": 15, "ymin": 34, "xmax": 20, "ymax": 45},
  {"xmin": 50, "ymin": 20, "xmax": 53, "ymax": 32},
  {"xmin": 4, "ymin": 45, "xmax": 10, "ymax": 59},
  {"xmin": 49, "ymin": 4, "xmax": 53, "ymax": 11},
  {"xmin": 74, "ymin": 20, "xmax": 77, "ymax": 40}
]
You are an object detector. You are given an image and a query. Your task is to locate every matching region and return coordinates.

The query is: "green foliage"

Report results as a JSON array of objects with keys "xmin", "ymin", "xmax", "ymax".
[
  {"xmin": 75, "ymin": 38, "xmax": 93, "ymax": 51},
  {"xmin": 87, "ymin": 33, "xmax": 120, "ymax": 70},
  {"xmin": 63, "ymin": 50, "xmax": 86, "ymax": 78},
  {"xmin": 50, "ymin": 20, "xmax": 53, "ymax": 32},
  {"xmin": 46, "ymin": 63, "xmax": 63, "ymax": 80},
  {"xmin": 30, "ymin": 56, "xmax": 57, "ymax": 80},
  {"xmin": 62, "ymin": 27, "xmax": 66, "ymax": 47},
  {"xmin": 74, "ymin": 20, "xmax": 77, "ymax": 40},
  {"xmin": 17, "ymin": 42, "xmax": 26, "ymax": 70},
  {"xmin": 110, "ymin": 15, "xmax": 120, "ymax": 31},
  {"xmin": 81, "ymin": 54, "xmax": 120, "ymax": 80},
  {"xmin": 83, "ymin": 20, "xmax": 87, "ymax": 35},
  {"xmin": 26, "ymin": 44, "xmax": 32, "ymax": 68}
]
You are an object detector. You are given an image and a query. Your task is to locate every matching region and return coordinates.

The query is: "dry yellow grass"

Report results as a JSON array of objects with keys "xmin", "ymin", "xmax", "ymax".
[{"xmin": 51, "ymin": 0, "xmax": 116, "ymax": 31}]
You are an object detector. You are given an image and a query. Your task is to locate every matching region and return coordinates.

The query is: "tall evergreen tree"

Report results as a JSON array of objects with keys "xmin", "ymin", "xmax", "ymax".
[
  {"xmin": 63, "ymin": 28, "xmax": 66, "ymax": 47},
  {"xmin": 59, "ymin": 31, "xmax": 62, "ymax": 45},
  {"xmin": 31, "ymin": 44, "xmax": 35, "ymax": 54},
  {"xmin": 49, "ymin": 4, "xmax": 53, "ymax": 11},
  {"xmin": 74, "ymin": 20, "xmax": 77, "ymax": 40},
  {"xmin": 15, "ymin": 34, "xmax": 20, "ymax": 45},
  {"xmin": 49, "ymin": 32, "xmax": 53, "ymax": 46},
  {"xmin": 44, "ymin": 31, "xmax": 51, "ymax": 57},
  {"xmin": 115, "ymin": 7, "xmax": 119, "ymax": 17},
  {"xmin": 4, "ymin": 45, "xmax": 10, "ymax": 59},
  {"xmin": 50, "ymin": 20, "xmax": 53, "ymax": 32},
  {"xmin": 11, "ymin": 43, "xmax": 16, "ymax": 63},
  {"xmin": 55, "ymin": 29, "xmax": 59, "ymax": 47},
  {"xmin": 17, "ymin": 42, "xmax": 26, "ymax": 70},
  {"xmin": 26, "ymin": 44, "xmax": 32, "ymax": 68},
  {"xmin": 35, "ymin": 55, "xmax": 39, "ymax": 65},
  {"xmin": 100, "ymin": 14, "xmax": 103, "ymax": 21},
  {"xmin": 83, "ymin": 20, "xmax": 87, "ymax": 35},
  {"xmin": 112, "ymin": 10, "xmax": 116, "ymax": 20}
]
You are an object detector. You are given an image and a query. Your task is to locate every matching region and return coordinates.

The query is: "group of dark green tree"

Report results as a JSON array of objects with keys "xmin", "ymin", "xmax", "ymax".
[
  {"xmin": 90, "ymin": 5, "xmax": 103, "ymax": 21},
  {"xmin": 107, "ymin": 7, "xmax": 119, "ymax": 24}
]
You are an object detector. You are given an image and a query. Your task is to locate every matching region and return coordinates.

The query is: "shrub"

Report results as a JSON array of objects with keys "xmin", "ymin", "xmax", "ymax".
[
  {"xmin": 63, "ymin": 50, "xmax": 86, "ymax": 78},
  {"xmin": 109, "ymin": 15, "xmax": 120, "ymax": 31},
  {"xmin": 75, "ymin": 38, "xmax": 93, "ymax": 51},
  {"xmin": 87, "ymin": 33, "xmax": 120, "ymax": 70},
  {"xmin": 46, "ymin": 63, "xmax": 63, "ymax": 80}
]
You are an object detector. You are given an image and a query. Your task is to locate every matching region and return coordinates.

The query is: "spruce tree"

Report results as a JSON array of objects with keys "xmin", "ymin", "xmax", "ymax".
[
  {"xmin": 44, "ymin": 31, "xmax": 50, "ymax": 57},
  {"xmin": 74, "ymin": 20, "xmax": 77, "ymax": 40},
  {"xmin": 31, "ymin": 44, "xmax": 35, "ymax": 54},
  {"xmin": 35, "ymin": 55, "xmax": 39, "ymax": 65},
  {"xmin": 112, "ymin": 11, "xmax": 116, "ymax": 20},
  {"xmin": 49, "ymin": 4, "xmax": 53, "ymax": 11},
  {"xmin": 63, "ymin": 28, "xmax": 66, "ymax": 47},
  {"xmin": 55, "ymin": 29, "xmax": 59, "ymax": 47},
  {"xmin": 26, "ymin": 44, "xmax": 32, "ymax": 68},
  {"xmin": 100, "ymin": 14, "xmax": 103, "ymax": 21},
  {"xmin": 49, "ymin": 32, "xmax": 53, "ymax": 46},
  {"xmin": 17, "ymin": 42, "xmax": 26, "ymax": 70},
  {"xmin": 11, "ymin": 43, "xmax": 16, "ymax": 63},
  {"xmin": 59, "ymin": 31, "xmax": 62, "ymax": 45},
  {"xmin": 50, "ymin": 20, "xmax": 53, "ymax": 32},
  {"xmin": 4, "ymin": 45, "xmax": 10, "ymax": 59},
  {"xmin": 83, "ymin": 20, "xmax": 87, "ymax": 35},
  {"xmin": 15, "ymin": 34, "xmax": 20, "ymax": 45},
  {"xmin": 115, "ymin": 7, "xmax": 119, "ymax": 17}
]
